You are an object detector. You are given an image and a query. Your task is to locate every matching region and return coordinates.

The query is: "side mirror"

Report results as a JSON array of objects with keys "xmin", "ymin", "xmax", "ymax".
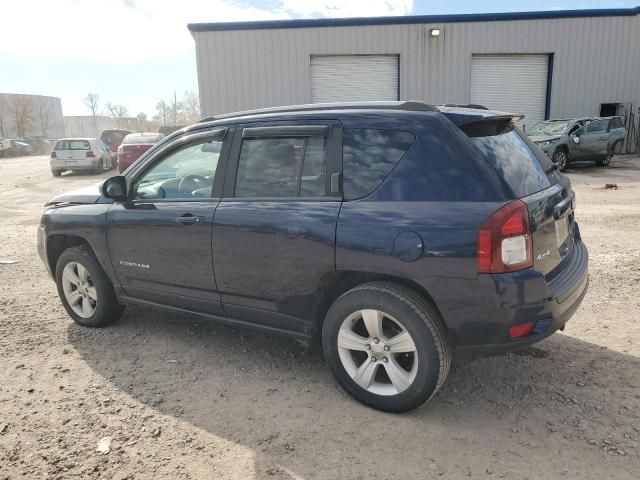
[
  {"xmin": 101, "ymin": 175, "xmax": 128, "ymax": 201},
  {"xmin": 572, "ymin": 136, "xmax": 580, "ymax": 145}
]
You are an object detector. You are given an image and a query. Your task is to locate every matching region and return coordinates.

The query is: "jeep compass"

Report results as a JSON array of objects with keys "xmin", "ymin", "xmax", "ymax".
[{"xmin": 38, "ymin": 101, "xmax": 589, "ymax": 412}]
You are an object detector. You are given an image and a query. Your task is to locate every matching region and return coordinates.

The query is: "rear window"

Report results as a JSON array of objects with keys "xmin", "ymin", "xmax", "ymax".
[
  {"xmin": 54, "ymin": 140, "xmax": 90, "ymax": 150},
  {"xmin": 100, "ymin": 130, "xmax": 130, "ymax": 144},
  {"xmin": 470, "ymin": 128, "xmax": 552, "ymax": 198},
  {"xmin": 123, "ymin": 134, "xmax": 159, "ymax": 145},
  {"xmin": 343, "ymin": 128, "xmax": 415, "ymax": 200}
]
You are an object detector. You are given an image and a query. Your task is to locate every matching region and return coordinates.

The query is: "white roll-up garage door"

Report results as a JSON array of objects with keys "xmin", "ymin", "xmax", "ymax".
[
  {"xmin": 310, "ymin": 55, "xmax": 399, "ymax": 103},
  {"xmin": 470, "ymin": 54, "xmax": 549, "ymax": 131}
]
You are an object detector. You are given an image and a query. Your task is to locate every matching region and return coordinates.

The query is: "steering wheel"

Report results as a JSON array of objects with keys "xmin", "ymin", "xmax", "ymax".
[{"xmin": 178, "ymin": 175, "xmax": 208, "ymax": 196}]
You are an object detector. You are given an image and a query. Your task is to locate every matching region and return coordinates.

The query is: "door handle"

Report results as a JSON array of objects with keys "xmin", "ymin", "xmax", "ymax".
[
  {"xmin": 175, "ymin": 214, "xmax": 204, "ymax": 225},
  {"xmin": 598, "ymin": 136, "xmax": 607, "ymax": 140}
]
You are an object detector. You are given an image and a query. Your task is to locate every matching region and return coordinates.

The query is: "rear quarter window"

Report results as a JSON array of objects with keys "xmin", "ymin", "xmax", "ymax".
[
  {"xmin": 470, "ymin": 129, "xmax": 551, "ymax": 198},
  {"xmin": 343, "ymin": 128, "xmax": 415, "ymax": 200}
]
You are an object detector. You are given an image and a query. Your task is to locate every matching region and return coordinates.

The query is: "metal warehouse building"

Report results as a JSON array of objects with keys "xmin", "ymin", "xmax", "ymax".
[
  {"xmin": 188, "ymin": 6, "xmax": 640, "ymax": 138},
  {"xmin": 0, "ymin": 93, "xmax": 64, "ymax": 139}
]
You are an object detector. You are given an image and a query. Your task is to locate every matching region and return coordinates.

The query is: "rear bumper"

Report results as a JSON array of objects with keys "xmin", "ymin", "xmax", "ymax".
[
  {"xmin": 454, "ymin": 238, "xmax": 589, "ymax": 360},
  {"xmin": 50, "ymin": 159, "xmax": 99, "ymax": 170}
]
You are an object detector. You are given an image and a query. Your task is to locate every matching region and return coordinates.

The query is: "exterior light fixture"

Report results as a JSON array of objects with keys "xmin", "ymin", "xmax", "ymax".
[{"xmin": 430, "ymin": 28, "xmax": 441, "ymax": 37}]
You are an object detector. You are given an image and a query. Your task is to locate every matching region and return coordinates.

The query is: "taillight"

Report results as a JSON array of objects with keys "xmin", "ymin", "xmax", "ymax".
[
  {"xmin": 117, "ymin": 146, "xmax": 124, "ymax": 155},
  {"xmin": 50, "ymin": 151, "xmax": 57, "ymax": 158},
  {"xmin": 86, "ymin": 151, "xmax": 96, "ymax": 158},
  {"xmin": 477, "ymin": 200, "xmax": 533, "ymax": 273},
  {"xmin": 509, "ymin": 322, "xmax": 535, "ymax": 339}
]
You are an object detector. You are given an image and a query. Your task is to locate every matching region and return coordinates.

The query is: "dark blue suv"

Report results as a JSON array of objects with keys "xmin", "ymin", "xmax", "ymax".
[{"xmin": 37, "ymin": 102, "xmax": 589, "ymax": 412}]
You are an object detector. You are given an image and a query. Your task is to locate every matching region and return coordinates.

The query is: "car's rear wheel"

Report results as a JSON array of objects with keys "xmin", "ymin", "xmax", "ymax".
[
  {"xmin": 94, "ymin": 159, "xmax": 103, "ymax": 175},
  {"xmin": 322, "ymin": 282, "xmax": 452, "ymax": 412},
  {"xmin": 51, "ymin": 169, "xmax": 62, "ymax": 177},
  {"xmin": 55, "ymin": 246, "xmax": 124, "ymax": 327},
  {"xmin": 553, "ymin": 149, "xmax": 568, "ymax": 171},
  {"xmin": 596, "ymin": 152, "xmax": 612, "ymax": 167}
]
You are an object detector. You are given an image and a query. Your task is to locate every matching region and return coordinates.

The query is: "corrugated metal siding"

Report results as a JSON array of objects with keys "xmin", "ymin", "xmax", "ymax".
[
  {"xmin": 194, "ymin": 14, "xmax": 640, "ymax": 119},
  {"xmin": 310, "ymin": 55, "xmax": 399, "ymax": 103},
  {"xmin": 470, "ymin": 54, "xmax": 549, "ymax": 129}
]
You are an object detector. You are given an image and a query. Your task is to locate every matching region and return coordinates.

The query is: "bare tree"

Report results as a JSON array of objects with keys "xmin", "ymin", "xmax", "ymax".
[
  {"xmin": 153, "ymin": 91, "xmax": 199, "ymax": 125},
  {"xmin": 106, "ymin": 102, "xmax": 129, "ymax": 119},
  {"xmin": 83, "ymin": 93, "xmax": 100, "ymax": 133},
  {"xmin": 154, "ymin": 100, "xmax": 170, "ymax": 125},
  {"xmin": 83, "ymin": 93, "xmax": 100, "ymax": 117},
  {"xmin": 36, "ymin": 99, "xmax": 56, "ymax": 137},
  {"xmin": 182, "ymin": 90, "xmax": 200, "ymax": 123},
  {"xmin": 13, "ymin": 97, "xmax": 36, "ymax": 137}
]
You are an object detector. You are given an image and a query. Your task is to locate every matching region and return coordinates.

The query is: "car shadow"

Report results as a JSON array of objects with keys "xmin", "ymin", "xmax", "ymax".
[
  {"xmin": 565, "ymin": 156, "xmax": 640, "ymax": 174},
  {"xmin": 67, "ymin": 306, "xmax": 640, "ymax": 478}
]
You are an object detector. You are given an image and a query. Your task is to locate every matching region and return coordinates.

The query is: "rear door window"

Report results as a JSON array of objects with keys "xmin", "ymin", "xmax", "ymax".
[
  {"xmin": 235, "ymin": 136, "xmax": 328, "ymax": 198},
  {"xmin": 343, "ymin": 128, "xmax": 415, "ymax": 200},
  {"xmin": 470, "ymin": 129, "xmax": 551, "ymax": 198}
]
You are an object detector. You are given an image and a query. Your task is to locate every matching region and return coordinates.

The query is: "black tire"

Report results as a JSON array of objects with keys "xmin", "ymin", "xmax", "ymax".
[
  {"xmin": 552, "ymin": 148, "xmax": 569, "ymax": 171},
  {"xmin": 55, "ymin": 245, "xmax": 124, "ymax": 327},
  {"xmin": 322, "ymin": 282, "xmax": 452, "ymax": 413},
  {"xmin": 94, "ymin": 159, "xmax": 103, "ymax": 175},
  {"xmin": 596, "ymin": 152, "xmax": 612, "ymax": 167},
  {"xmin": 51, "ymin": 169, "xmax": 62, "ymax": 177}
]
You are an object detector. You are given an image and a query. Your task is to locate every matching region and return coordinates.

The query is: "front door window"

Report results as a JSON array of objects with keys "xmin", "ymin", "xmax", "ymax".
[{"xmin": 134, "ymin": 139, "xmax": 223, "ymax": 200}]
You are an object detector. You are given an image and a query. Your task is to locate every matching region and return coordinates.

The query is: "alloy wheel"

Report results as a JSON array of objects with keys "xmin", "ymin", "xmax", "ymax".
[
  {"xmin": 61, "ymin": 261, "xmax": 97, "ymax": 318},
  {"xmin": 337, "ymin": 309, "xmax": 419, "ymax": 396},
  {"xmin": 554, "ymin": 150, "xmax": 567, "ymax": 171}
]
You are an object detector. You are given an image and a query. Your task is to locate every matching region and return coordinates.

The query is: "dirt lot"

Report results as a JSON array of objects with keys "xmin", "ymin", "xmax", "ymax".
[{"xmin": 1, "ymin": 155, "xmax": 639, "ymax": 479}]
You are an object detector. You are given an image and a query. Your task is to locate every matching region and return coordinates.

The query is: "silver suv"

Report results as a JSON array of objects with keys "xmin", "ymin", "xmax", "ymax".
[{"xmin": 529, "ymin": 116, "xmax": 626, "ymax": 170}]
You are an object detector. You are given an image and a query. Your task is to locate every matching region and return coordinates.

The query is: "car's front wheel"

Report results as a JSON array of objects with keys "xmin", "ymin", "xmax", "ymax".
[
  {"xmin": 322, "ymin": 282, "xmax": 452, "ymax": 412},
  {"xmin": 553, "ymin": 149, "xmax": 568, "ymax": 171},
  {"xmin": 55, "ymin": 246, "xmax": 124, "ymax": 327}
]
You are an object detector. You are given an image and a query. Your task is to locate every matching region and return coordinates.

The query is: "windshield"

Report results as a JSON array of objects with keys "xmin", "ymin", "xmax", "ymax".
[{"xmin": 528, "ymin": 120, "xmax": 572, "ymax": 136}]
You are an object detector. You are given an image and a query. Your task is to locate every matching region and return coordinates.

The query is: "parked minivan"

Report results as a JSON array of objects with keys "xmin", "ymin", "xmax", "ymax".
[{"xmin": 38, "ymin": 102, "xmax": 588, "ymax": 412}]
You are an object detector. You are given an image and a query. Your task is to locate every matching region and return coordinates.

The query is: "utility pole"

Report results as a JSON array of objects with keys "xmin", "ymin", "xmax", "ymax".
[{"xmin": 173, "ymin": 91, "xmax": 177, "ymax": 125}]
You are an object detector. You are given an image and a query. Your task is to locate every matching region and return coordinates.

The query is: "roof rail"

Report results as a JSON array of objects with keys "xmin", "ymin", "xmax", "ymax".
[
  {"xmin": 440, "ymin": 103, "xmax": 489, "ymax": 110},
  {"xmin": 199, "ymin": 101, "xmax": 437, "ymax": 123}
]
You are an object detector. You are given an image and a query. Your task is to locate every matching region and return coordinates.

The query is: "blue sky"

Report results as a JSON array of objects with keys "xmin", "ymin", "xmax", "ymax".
[{"xmin": 0, "ymin": 0, "xmax": 635, "ymax": 118}]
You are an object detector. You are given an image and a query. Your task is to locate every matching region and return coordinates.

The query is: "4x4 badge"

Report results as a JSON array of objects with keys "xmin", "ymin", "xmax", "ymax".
[{"xmin": 536, "ymin": 250, "xmax": 551, "ymax": 261}]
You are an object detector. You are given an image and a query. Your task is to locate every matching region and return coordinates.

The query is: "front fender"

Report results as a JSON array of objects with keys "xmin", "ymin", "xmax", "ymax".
[{"xmin": 39, "ymin": 203, "xmax": 117, "ymax": 285}]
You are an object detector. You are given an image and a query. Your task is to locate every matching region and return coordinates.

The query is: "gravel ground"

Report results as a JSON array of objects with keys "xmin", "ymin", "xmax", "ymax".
[{"xmin": 1, "ymin": 155, "xmax": 639, "ymax": 479}]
